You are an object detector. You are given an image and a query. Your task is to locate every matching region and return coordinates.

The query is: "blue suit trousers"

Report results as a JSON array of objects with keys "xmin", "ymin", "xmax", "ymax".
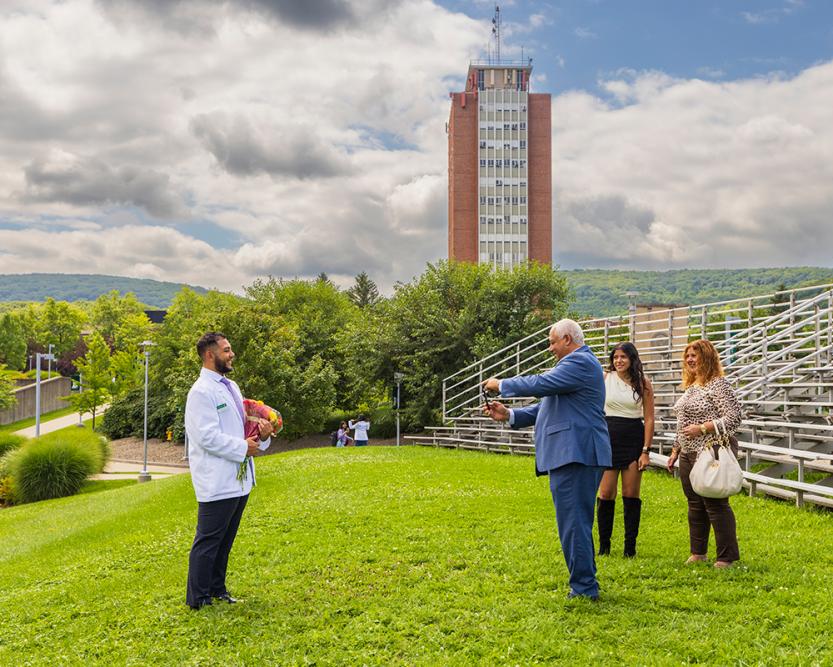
[{"xmin": 548, "ymin": 463, "xmax": 604, "ymax": 598}]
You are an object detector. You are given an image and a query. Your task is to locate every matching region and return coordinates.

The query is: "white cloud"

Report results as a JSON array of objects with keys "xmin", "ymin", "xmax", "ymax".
[
  {"xmin": 0, "ymin": 0, "xmax": 832, "ymax": 296},
  {"xmin": 574, "ymin": 27, "xmax": 597, "ymax": 39},
  {"xmin": 0, "ymin": 0, "xmax": 482, "ymax": 291},
  {"xmin": 552, "ymin": 62, "xmax": 833, "ymax": 269}
]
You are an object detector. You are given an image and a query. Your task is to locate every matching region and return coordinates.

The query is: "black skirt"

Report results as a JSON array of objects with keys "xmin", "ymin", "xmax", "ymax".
[{"xmin": 605, "ymin": 416, "xmax": 645, "ymax": 470}]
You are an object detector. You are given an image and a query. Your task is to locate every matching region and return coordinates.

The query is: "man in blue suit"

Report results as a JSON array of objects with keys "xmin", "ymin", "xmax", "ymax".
[{"xmin": 484, "ymin": 319, "xmax": 611, "ymax": 600}]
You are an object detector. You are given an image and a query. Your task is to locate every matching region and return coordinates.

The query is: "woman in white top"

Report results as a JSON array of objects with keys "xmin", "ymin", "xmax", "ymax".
[
  {"xmin": 597, "ymin": 342, "xmax": 655, "ymax": 557},
  {"xmin": 348, "ymin": 415, "xmax": 370, "ymax": 446}
]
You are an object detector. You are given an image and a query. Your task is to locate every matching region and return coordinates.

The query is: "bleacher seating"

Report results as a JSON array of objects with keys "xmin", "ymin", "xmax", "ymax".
[{"xmin": 407, "ymin": 284, "xmax": 833, "ymax": 508}]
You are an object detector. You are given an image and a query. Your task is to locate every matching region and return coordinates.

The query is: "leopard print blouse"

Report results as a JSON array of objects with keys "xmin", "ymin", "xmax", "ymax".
[{"xmin": 672, "ymin": 376, "xmax": 743, "ymax": 454}]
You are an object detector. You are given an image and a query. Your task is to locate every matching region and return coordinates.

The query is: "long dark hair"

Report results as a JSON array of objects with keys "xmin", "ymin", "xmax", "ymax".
[{"xmin": 608, "ymin": 342, "xmax": 646, "ymax": 402}]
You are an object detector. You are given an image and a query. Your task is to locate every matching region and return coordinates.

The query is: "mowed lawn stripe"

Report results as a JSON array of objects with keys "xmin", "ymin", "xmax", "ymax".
[{"xmin": 1, "ymin": 446, "xmax": 832, "ymax": 665}]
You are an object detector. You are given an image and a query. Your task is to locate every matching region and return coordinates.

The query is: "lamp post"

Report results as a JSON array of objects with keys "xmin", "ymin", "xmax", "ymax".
[
  {"xmin": 77, "ymin": 372, "xmax": 84, "ymax": 427},
  {"xmin": 47, "ymin": 343, "xmax": 54, "ymax": 379},
  {"xmin": 394, "ymin": 372, "xmax": 404, "ymax": 447},
  {"xmin": 138, "ymin": 340, "xmax": 155, "ymax": 483},
  {"xmin": 34, "ymin": 351, "xmax": 56, "ymax": 437}
]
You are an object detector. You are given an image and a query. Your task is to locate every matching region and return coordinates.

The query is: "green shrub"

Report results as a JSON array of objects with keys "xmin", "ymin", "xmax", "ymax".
[
  {"xmin": 37, "ymin": 428, "xmax": 109, "ymax": 473},
  {"xmin": 0, "ymin": 449, "xmax": 22, "ymax": 505},
  {"xmin": 101, "ymin": 387, "xmax": 178, "ymax": 441},
  {"xmin": 12, "ymin": 432, "xmax": 103, "ymax": 503},
  {"xmin": 0, "ymin": 433, "xmax": 26, "ymax": 457}
]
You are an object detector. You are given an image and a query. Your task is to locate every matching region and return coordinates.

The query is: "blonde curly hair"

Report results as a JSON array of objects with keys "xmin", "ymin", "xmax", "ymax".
[{"xmin": 682, "ymin": 339, "xmax": 724, "ymax": 389}]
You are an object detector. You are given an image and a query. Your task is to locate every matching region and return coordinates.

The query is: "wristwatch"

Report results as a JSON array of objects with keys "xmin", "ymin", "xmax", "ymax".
[
  {"xmin": 641, "ymin": 447, "xmax": 650, "ymax": 454},
  {"xmin": 699, "ymin": 424, "xmax": 708, "ymax": 435}
]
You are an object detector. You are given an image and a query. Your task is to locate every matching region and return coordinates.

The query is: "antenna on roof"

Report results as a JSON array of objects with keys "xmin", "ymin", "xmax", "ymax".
[{"xmin": 491, "ymin": 4, "xmax": 501, "ymax": 63}]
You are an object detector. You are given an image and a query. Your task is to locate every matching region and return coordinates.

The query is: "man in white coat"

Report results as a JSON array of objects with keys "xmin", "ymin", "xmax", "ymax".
[{"xmin": 184, "ymin": 332, "xmax": 273, "ymax": 610}]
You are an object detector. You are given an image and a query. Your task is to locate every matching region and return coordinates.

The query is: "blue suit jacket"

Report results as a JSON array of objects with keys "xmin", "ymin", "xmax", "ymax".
[{"xmin": 501, "ymin": 345, "xmax": 612, "ymax": 474}]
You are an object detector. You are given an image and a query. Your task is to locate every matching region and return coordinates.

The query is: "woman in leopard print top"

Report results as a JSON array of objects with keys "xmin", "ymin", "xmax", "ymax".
[{"xmin": 667, "ymin": 339, "xmax": 742, "ymax": 568}]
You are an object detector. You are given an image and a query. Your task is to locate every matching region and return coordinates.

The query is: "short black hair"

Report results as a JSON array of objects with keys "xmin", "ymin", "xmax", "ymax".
[{"xmin": 196, "ymin": 332, "xmax": 227, "ymax": 360}]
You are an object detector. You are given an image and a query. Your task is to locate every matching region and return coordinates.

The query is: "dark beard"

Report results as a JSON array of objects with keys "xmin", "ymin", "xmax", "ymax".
[{"xmin": 215, "ymin": 359, "xmax": 233, "ymax": 375}]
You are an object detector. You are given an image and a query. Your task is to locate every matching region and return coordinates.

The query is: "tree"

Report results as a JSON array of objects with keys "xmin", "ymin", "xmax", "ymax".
[
  {"xmin": 34, "ymin": 298, "xmax": 87, "ymax": 359},
  {"xmin": 0, "ymin": 311, "xmax": 27, "ymax": 371},
  {"xmin": 347, "ymin": 272, "xmax": 380, "ymax": 308},
  {"xmin": 67, "ymin": 332, "xmax": 111, "ymax": 429},
  {"xmin": 0, "ymin": 365, "xmax": 16, "ymax": 411},
  {"xmin": 110, "ymin": 350, "xmax": 144, "ymax": 397},
  {"xmin": 92, "ymin": 291, "xmax": 147, "ymax": 348},
  {"xmin": 348, "ymin": 261, "xmax": 571, "ymax": 427}
]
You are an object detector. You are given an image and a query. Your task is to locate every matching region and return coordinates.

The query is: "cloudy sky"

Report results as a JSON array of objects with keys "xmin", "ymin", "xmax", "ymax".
[{"xmin": 1, "ymin": 0, "xmax": 832, "ymax": 293}]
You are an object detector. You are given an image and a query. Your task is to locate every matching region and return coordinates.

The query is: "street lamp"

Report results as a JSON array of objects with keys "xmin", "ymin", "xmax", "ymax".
[
  {"xmin": 77, "ymin": 372, "xmax": 84, "ymax": 427},
  {"xmin": 394, "ymin": 372, "xmax": 405, "ymax": 447},
  {"xmin": 138, "ymin": 340, "xmax": 155, "ymax": 483},
  {"xmin": 34, "ymin": 351, "xmax": 56, "ymax": 437}
]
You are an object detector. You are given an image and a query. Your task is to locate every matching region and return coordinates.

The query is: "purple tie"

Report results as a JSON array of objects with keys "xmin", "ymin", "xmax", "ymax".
[
  {"xmin": 220, "ymin": 375, "xmax": 255, "ymax": 484},
  {"xmin": 219, "ymin": 377, "xmax": 245, "ymax": 424}
]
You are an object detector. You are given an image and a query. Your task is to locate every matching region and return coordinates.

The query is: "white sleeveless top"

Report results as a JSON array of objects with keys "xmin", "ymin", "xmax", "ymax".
[{"xmin": 604, "ymin": 373, "xmax": 643, "ymax": 419}]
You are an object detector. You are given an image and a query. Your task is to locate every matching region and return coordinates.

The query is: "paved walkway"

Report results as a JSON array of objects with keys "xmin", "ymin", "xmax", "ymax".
[
  {"xmin": 92, "ymin": 459, "xmax": 189, "ymax": 481},
  {"xmin": 14, "ymin": 407, "xmax": 109, "ymax": 438}
]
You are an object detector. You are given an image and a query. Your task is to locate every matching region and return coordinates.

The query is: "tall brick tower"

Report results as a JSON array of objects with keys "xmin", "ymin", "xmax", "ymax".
[{"xmin": 447, "ymin": 59, "xmax": 552, "ymax": 267}]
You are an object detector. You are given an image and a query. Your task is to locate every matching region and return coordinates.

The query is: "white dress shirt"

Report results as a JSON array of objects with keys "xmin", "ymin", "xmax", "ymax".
[{"xmin": 185, "ymin": 367, "xmax": 270, "ymax": 503}]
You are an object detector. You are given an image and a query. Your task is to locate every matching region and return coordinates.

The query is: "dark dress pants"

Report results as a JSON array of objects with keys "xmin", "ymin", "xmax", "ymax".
[
  {"xmin": 679, "ymin": 452, "xmax": 740, "ymax": 562},
  {"xmin": 549, "ymin": 463, "xmax": 605, "ymax": 597},
  {"xmin": 186, "ymin": 493, "xmax": 249, "ymax": 607}
]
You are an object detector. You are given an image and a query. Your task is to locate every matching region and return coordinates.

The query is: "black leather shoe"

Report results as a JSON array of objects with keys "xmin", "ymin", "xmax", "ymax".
[
  {"xmin": 189, "ymin": 599, "xmax": 213, "ymax": 610},
  {"xmin": 213, "ymin": 592, "xmax": 239, "ymax": 604}
]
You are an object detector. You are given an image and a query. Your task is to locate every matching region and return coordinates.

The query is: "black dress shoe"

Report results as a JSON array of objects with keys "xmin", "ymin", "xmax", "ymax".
[
  {"xmin": 189, "ymin": 599, "xmax": 213, "ymax": 610},
  {"xmin": 213, "ymin": 592, "xmax": 239, "ymax": 604}
]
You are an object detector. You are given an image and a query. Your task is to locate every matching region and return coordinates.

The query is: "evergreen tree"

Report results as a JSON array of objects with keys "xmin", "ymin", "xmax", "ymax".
[{"xmin": 347, "ymin": 272, "xmax": 380, "ymax": 308}]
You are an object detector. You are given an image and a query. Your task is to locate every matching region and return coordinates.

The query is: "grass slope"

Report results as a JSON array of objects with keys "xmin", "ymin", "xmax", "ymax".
[{"xmin": 2, "ymin": 447, "xmax": 832, "ymax": 665}]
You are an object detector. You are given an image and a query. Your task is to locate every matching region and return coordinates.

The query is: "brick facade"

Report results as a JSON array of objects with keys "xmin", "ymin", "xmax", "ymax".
[
  {"xmin": 527, "ymin": 93, "xmax": 552, "ymax": 265},
  {"xmin": 447, "ymin": 92, "xmax": 479, "ymax": 263}
]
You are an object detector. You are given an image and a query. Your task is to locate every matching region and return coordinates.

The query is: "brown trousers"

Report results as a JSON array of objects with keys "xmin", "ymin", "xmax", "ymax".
[{"xmin": 679, "ymin": 449, "xmax": 740, "ymax": 562}]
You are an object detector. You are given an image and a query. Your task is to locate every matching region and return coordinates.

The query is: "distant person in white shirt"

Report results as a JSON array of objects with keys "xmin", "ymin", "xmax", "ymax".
[
  {"xmin": 184, "ymin": 332, "xmax": 273, "ymax": 610},
  {"xmin": 348, "ymin": 415, "xmax": 370, "ymax": 446}
]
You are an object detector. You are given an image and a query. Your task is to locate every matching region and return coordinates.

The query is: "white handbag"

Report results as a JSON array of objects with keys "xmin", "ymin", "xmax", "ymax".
[{"xmin": 689, "ymin": 423, "xmax": 744, "ymax": 498}]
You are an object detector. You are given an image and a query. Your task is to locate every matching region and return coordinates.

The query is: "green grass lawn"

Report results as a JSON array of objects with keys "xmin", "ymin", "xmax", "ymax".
[{"xmin": 2, "ymin": 447, "xmax": 832, "ymax": 665}]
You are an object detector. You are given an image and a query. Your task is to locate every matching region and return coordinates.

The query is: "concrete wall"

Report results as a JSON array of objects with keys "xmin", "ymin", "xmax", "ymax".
[{"xmin": 0, "ymin": 376, "xmax": 72, "ymax": 426}]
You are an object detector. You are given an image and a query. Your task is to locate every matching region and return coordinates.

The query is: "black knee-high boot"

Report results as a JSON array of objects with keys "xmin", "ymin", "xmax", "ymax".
[
  {"xmin": 622, "ymin": 496, "xmax": 642, "ymax": 558},
  {"xmin": 596, "ymin": 498, "xmax": 615, "ymax": 556}
]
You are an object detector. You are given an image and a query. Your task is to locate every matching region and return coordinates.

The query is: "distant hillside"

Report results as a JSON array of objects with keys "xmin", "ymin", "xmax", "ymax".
[
  {"xmin": 0, "ymin": 274, "xmax": 207, "ymax": 308},
  {"xmin": 564, "ymin": 267, "xmax": 833, "ymax": 317}
]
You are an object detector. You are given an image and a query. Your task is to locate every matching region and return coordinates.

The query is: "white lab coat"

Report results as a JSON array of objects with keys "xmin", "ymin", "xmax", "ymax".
[{"xmin": 184, "ymin": 368, "xmax": 270, "ymax": 503}]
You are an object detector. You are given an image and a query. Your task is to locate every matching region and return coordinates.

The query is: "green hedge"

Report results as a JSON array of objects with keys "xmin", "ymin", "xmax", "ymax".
[{"xmin": 101, "ymin": 387, "xmax": 177, "ymax": 441}]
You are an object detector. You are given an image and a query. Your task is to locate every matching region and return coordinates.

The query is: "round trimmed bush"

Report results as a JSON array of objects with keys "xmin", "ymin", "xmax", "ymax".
[
  {"xmin": 37, "ymin": 428, "xmax": 110, "ymax": 473},
  {"xmin": 11, "ymin": 436, "xmax": 101, "ymax": 503},
  {"xmin": 0, "ymin": 433, "xmax": 27, "ymax": 457}
]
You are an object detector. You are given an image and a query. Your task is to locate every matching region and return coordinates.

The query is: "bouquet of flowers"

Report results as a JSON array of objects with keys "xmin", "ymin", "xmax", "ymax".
[{"xmin": 237, "ymin": 399, "xmax": 284, "ymax": 483}]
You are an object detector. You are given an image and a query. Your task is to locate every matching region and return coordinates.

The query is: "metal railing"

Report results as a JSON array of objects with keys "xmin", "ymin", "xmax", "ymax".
[{"xmin": 433, "ymin": 283, "xmax": 833, "ymax": 508}]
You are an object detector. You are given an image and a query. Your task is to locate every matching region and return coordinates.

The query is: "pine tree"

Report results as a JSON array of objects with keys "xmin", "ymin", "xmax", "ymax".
[{"xmin": 347, "ymin": 272, "xmax": 380, "ymax": 308}]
